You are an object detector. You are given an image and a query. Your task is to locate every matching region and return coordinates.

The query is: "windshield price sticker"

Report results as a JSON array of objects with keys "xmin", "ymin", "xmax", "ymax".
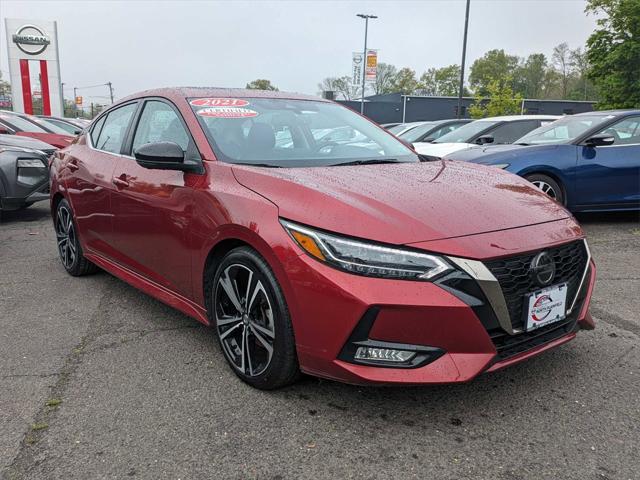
[
  {"xmin": 196, "ymin": 107, "xmax": 259, "ymax": 118},
  {"xmin": 190, "ymin": 98, "xmax": 250, "ymax": 107}
]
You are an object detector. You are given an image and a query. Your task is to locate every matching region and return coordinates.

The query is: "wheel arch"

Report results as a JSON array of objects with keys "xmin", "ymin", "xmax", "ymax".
[
  {"xmin": 198, "ymin": 224, "xmax": 301, "ymax": 329},
  {"xmin": 517, "ymin": 167, "xmax": 569, "ymax": 205}
]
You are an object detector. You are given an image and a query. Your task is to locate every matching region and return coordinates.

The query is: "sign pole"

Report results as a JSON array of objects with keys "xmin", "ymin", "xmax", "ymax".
[
  {"xmin": 457, "ymin": 0, "xmax": 471, "ymax": 119},
  {"xmin": 357, "ymin": 14, "xmax": 377, "ymax": 115}
]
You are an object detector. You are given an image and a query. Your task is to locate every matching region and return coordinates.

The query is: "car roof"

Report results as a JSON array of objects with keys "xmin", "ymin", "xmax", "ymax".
[
  {"xmin": 475, "ymin": 115, "xmax": 561, "ymax": 122},
  {"xmin": 118, "ymin": 87, "xmax": 328, "ymax": 104},
  {"xmin": 574, "ymin": 109, "xmax": 640, "ymax": 117}
]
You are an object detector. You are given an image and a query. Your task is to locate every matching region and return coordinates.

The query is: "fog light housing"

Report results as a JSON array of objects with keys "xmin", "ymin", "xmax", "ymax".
[{"xmin": 354, "ymin": 346, "xmax": 416, "ymax": 363}]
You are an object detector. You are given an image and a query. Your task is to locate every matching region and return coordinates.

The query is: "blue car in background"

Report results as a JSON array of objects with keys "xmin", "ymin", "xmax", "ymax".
[{"xmin": 446, "ymin": 110, "xmax": 640, "ymax": 212}]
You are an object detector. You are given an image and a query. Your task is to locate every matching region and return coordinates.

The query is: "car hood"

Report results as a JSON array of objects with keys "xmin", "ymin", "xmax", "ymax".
[
  {"xmin": 0, "ymin": 134, "xmax": 56, "ymax": 151},
  {"xmin": 412, "ymin": 142, "xmax": 476, "ymax": 158},
  {"xmin": 232, "ymin": 161, "xmax": 571, "ymax": 245},
  {"xmin": 447, "ymin": 144, "xmax": 562, "ymax": 164},
  {"xmin": 15, "ymin": 132, "xmax": 73, "ymax": 149}
]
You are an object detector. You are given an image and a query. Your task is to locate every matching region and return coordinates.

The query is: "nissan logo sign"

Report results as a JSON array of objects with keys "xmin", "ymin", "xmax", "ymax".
[
  {"xmin": 530, "ymin": 251, "xmax": 556, "ymax": 286},
  {"xmin": 12, "ymin": 25, "xmax": 50, "ymax": 55}
]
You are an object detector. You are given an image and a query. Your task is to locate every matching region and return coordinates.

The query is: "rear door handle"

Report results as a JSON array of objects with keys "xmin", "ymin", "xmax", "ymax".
[
  {"xmin": 67, "ymin": 160, "xmax": 79, "ymax": 171},
  {"xmin": 112, "ymin": 174, "xmax": 130, "ymax": 188}
]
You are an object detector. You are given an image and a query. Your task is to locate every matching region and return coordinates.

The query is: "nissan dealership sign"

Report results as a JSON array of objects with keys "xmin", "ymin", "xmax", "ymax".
[
  {"xmin": 12, "ymin": 24, "xmax": 51, "ymax": 55},
  {"xmin": 4, "ymin": 18, "xmax": 63, "ymax": 116}
]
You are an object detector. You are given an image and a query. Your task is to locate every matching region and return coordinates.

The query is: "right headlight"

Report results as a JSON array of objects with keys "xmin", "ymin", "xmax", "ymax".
[{"xmin": 281, "ymin": 220, "xmax": 452, "ymax": 281}]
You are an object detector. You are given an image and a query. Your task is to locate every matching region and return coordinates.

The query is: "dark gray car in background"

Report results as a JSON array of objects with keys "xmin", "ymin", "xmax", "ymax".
[{"xmin": 0, "ymin": 135, "xmax": 55, "ymax": 216}]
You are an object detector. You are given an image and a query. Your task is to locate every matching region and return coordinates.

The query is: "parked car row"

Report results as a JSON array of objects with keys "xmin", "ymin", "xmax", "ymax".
[
  {"xmin": 0, "ymin": 134, "xmax": 55, "ymax": 215},
  {"xmin": 0, "ymin": 111, "xmax": 89, "ymax": 216},
  {"xmin": 387, "ymin": 111, "xmax": 640, "ymax": 212},
  {"xmin": 47, "ymin": 87, "xmax": 597, "ymax": 390}
]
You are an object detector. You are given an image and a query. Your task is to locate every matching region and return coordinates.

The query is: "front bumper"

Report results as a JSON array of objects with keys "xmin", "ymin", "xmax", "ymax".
[{"xmin": 283, "ymin": 224, "xmax": 595, "ymax": 385}]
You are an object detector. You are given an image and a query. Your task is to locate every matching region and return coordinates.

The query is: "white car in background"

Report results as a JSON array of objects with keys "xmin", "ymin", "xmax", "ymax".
[{"xmin": 413, "ymin": 115, "xmax": 560, "ymax": 159}]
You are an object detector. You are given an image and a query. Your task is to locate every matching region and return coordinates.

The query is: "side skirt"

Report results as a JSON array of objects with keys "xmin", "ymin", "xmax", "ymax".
[{"xmin": 84, "ymin": 251, "xmax": 210, "ymax": 326}]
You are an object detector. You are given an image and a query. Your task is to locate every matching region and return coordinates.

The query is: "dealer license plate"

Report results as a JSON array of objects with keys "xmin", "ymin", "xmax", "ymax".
[{"xmin": 524, "ymin": 283, "xmax": 568, "ymax": 332}]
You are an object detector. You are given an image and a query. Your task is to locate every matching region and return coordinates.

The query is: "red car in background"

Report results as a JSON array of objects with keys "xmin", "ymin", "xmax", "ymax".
[
  {"xmin": 49, "ymin": 88, "xmax": 596, "ymax": 389},
  {"xmin": 0, "ymin": 111, "xmax": 74, "ymax": 149}
]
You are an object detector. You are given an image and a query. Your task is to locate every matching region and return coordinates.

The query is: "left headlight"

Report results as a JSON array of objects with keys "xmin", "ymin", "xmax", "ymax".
[{"xmin": 281, "ymin": 220, "xmax": 452, "ymax": 281}]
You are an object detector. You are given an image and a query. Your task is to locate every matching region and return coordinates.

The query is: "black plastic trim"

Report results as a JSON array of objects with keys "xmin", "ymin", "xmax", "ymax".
[{"xmin": 337, "ymin": 307, "xmax": 446, "ymax": 369}]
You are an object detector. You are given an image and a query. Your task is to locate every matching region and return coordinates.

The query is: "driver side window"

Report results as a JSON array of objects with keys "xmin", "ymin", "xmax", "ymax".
[
  {"xmin": 132, "ymin": 101, "xmax": 189, "ymax": 152},
  {"xmin": 597, "ymin": 116, "xmax": 640, "ymax": 146}
]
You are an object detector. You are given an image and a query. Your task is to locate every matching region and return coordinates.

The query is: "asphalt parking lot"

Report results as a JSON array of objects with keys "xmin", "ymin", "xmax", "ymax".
[{"xmin": 1, "ymin": 204, "xmax": 638, "ymax": 480}]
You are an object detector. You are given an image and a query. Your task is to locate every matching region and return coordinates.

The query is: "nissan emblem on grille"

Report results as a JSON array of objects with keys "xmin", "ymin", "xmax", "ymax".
[{"xmin": 530, "ymin": 251, "xmax": 556, "ymax": 286}]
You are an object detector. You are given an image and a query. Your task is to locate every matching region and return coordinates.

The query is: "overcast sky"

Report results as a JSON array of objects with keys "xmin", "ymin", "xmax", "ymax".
[{"xmin": 1, "ymin": 0, "xmax": 598, "ymax": 105}]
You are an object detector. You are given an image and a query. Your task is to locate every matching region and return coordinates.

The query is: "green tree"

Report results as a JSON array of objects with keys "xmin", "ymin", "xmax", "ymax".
[
  {"xmin": 317, "ymin": 76, "xmax": 359, "ymax": 100},
  {"xmin": 552, "ymin": 42, "xmax": 574, "ymax": 98},
  {"xmin": 418, "ymin": 65, "xmax": 463, "ymax": 96},
  {"xmin": 586, "ymin": 0, "xmax": 640, "ymax": 108},
  {"xmin": 515, "ymin": 53, "xmax": 548, "ymax": 98},
  {"xmin": 468, "ymin": 49, "xmax": 519, "ymax": 95},
  {"xmin": 468, "ymin": 79, "xmax": 523, "ymax": 119},
  {"xmin": 568, "ymin": 47, "xmax": 597, "ymax": 100},
  {"xmin": 245, "ymin": 79, "xmax": 278, "ymax": 91},
  {"xmin": 373, "ymin": 63, "xmax": 398, "ymax": 95},
  {"xmin": 391, "ymin": 67, "xmax": 418, "ymax": 95}
]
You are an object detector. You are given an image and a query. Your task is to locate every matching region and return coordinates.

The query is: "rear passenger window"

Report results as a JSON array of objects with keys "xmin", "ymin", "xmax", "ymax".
[
  {"xmin": 490, "ymin": 120, "xmax": 540, "ymax": 144},
  {"xmin": 95, "ymin": 103, "xmax": 137, "ymax": 154}
]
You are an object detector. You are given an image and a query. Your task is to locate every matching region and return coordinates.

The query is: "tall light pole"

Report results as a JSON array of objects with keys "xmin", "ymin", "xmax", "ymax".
[
  {"xmin": 457, "ymin": 0, "xmax": 471, "ymax": 119},
  {"xmin": 357, "ymin": 13, "xmax": 377, "ymax": 115}
]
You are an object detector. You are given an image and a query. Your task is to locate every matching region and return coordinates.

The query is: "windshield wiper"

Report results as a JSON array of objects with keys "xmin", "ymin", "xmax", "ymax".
[
  {"xmin": 331, "ymin": 159, "xmax": 400, "ymax": 166},
  {"xmin": 239, "ymin": 162, "xmax": 282, "ymax": 168},
  {"xmin": 514, "ymin": 142, "xmax": 530, "ymax": 146}
]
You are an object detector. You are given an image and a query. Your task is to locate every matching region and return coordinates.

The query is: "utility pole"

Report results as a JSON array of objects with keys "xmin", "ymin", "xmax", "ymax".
[
  {"xmin": 457, "ymin": 0, "xmax": 471, "ymax": 119},
  {"xmin": 73, "ymin": 86, "xmax": 78, "ymax": 116},
  {"xmin": 107, "ymin": 82, "xmax": 114, "ymax": 104},
  {"xmin": 357, "ymin": 13, "xmax": 377, "ymax": 115}
]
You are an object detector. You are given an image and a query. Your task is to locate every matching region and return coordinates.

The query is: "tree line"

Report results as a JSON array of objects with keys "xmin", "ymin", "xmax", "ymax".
[
  {"xmin": 316, "ymin": 0, "xmax": 639, "ymax": 112},
  {"xmin": 318, "ymin": 43, "xmax": 595, "ymax": 103}
]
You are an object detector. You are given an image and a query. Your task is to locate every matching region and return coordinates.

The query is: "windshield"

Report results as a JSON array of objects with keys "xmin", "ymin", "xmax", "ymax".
[
  {"xmin": 190, "ymin": 97, "xmax": 417, "ymax": 167},
  {"xmin": 387, "ymin": 124, "xmax": 409, "ymax": 135},
  {"xmin": 400, "ymin": 122, "xmax": 438, "ymax": 143},
  {"xmin": 515, "ymin": 114, "xmax": 614, "ymax": 145},
  {"xmin": 0, "ymin": 113, "xmax": 47, "ymax": 133},
  {"xmin": 30, "ymin": 117, "xmax": 72, "ymax": 135},
  {"xmin": 434, "ymin": 120, "xmax": 499, "ymax": 143},
  {"xmin": 38, "ymin": 118, "xmax": 79, "ymax": 134}
]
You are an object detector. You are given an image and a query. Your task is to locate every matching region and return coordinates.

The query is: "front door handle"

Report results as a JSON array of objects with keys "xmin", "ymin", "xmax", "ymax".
[
  {"xmin": 112, "ymin": 174, "xmax": 130, "ymax": 188},
  {"xmin": 67, "ymin": 160, "xmax": 79, "ymax": 171}
]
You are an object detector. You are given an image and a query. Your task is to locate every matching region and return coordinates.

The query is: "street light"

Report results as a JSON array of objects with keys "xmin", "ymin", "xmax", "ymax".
[
  {"xmin": 357, "ymin": 13, "xmax": 377, "ymax": 115},
  {"xmin": 457, "ymin": 0, "xmax": 471, "ymax": 119}
]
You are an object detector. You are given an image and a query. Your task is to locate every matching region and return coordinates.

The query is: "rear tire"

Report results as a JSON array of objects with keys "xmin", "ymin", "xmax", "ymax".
[
  {"xmin": 205, "ymin": 246, "xmax": 299, "ymax": 390},
  {"xmin": 54, "ymin": 199, "xmax": 98, "ymax": 276},
  {"xmin": 525, "ymin": 173, "xmax": 565, "ymax": 205}
]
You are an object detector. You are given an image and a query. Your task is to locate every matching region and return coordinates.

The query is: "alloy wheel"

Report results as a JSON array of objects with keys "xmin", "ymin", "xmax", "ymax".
[
  {"xmin": 531, "ymin": 180, "xmax": 558, "ymax": 200},
  {"xmin": 55, "ymin": 205, "xmax": 77, "ymax": 269},
  {"xmin": 215, "ymin": 264, "xmax": 275, "ymax": 377}
]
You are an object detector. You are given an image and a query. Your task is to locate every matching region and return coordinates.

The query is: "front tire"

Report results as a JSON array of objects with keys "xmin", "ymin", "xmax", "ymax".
[
  {"xmin": 526, "ymin": 173, "xmax": 565, "ymax": 205},
  {"xmin": 206, "ymin": 247, "xmax": 299, "ymax": 390},
  {"xmin": 54, "ymin": 199, "xmax": 98, "ymax": 276}
]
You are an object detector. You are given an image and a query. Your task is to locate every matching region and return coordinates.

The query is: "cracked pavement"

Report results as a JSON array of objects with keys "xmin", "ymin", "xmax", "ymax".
[{"xmin": 1, "ymin": 205, "xmax": 639, "ymax": 479}]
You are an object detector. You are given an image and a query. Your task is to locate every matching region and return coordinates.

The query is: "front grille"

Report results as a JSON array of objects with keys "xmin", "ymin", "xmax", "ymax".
[
  {"xmin": 484, "ymin": 240, "xmax": 588, "ymax": 331},
  {"xmin": 489, "ymin": 266, "xmax": 591, "ymax": 362}
]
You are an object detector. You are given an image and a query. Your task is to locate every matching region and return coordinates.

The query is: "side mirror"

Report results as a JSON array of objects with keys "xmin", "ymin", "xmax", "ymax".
[
  {"xmin": 0, "ymin": 126, "xmax": 12, "ymax": 135},
  {"xmin": 475, "ymin": 135, "xmax": 494, "ymax": 145},
  {"xmin": 73, "ymin": 129, "xmax": 82, "ymax": 135},
  {"xmin": 422, "ymin": 137, "xmax": 435, "ymax": 143},
  {"xmin": 134, "ymin": 141, "xmax": 185, "ymax": 170},
  {"xmin": 584, "ymin": 134, "xmax": 615, "ymax": 147}
]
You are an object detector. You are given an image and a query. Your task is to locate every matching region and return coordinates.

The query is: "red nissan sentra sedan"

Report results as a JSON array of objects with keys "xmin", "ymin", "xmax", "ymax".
[{"xmin": 49, "ymin": 88, "xmax": 596, "ymax": 389}]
